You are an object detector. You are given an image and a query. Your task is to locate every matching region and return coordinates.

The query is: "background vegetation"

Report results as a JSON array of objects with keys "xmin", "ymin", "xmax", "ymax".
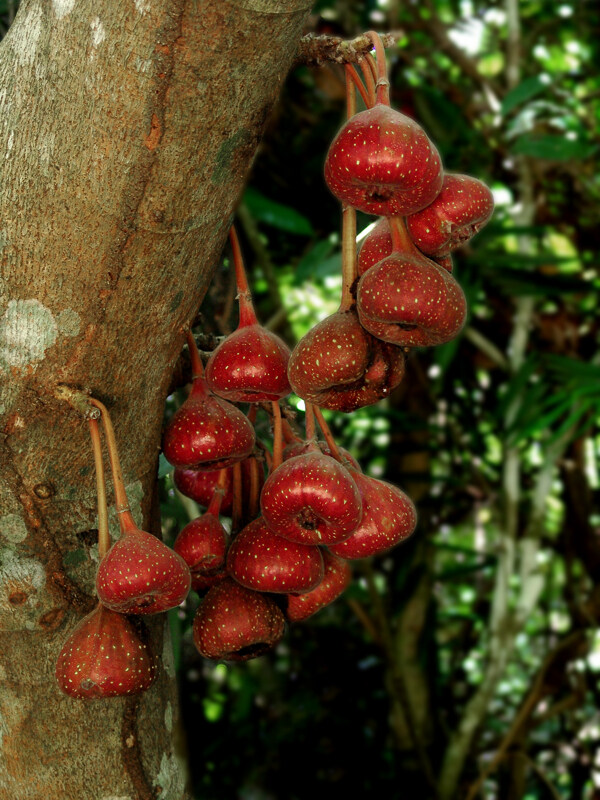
[{"xmin": 5, "ymin": 0, "xmax": 598, "ymax": 797}]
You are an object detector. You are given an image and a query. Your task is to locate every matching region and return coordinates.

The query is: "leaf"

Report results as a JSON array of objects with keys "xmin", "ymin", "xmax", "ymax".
[
  {"xmin": 495, "ymin": 356, "xmax": 540, "ymax": 421},
  {"xmin": 501, "ymin": 76, "xmax": 550, "ymax": 116},
  {"xmin": 293, "ymin": 238, "xmax": 335, "ymax": 284},
  {"xmin": 242, "ymin": 187, "xmax": 314, "ymax": 236},
  {"xmin": 510, "ymin": 134, "xmax": 598, "ymax": 161},
  {"xmin": 158, "ymin": 453, "xmax": 172, "ymax": 479}
]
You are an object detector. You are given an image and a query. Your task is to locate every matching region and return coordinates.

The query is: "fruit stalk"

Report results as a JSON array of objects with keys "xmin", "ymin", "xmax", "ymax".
[
  {"xmin": 271, "ymin": 401, "xmax": 283, "ymax": 471},
  {"xmin": 313, "ymin": 406, "xmax": 342, "ymax": 463},
  {"xmin": 89, "ymin": 397, "xmax": 137, "ymax": 533},
  {"xmin": 229, "ymin": 225, "xmax": 257, "ymax": 327},
  {"xmin": 365, "ymin": 30, "xmax": 390, "ymax": 105},
  {"xmin": 186, "ymin": 330, "xmax": 204, "ymax": 379},
  {"xmin": 88, "ymin": 417, "xmax": 110, "ymax": 559}
]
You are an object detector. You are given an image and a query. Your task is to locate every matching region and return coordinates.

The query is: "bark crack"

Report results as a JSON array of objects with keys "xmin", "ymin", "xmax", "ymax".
[
  {"xmin": 5, "ymin": 456, "xmax": 95, "ymax": 613},
  {"xmin": 123, "ymin": 697, "xmax": 158, "ymax": 800},
  {"xmin": 105, "ymin": 1, "xmax": 187, "ymax": 296}
]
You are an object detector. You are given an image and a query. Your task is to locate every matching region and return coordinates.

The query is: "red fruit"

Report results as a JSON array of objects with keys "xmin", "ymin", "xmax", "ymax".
[
  {"xmin": 96, "ymin": 517, "xmax": 191, "ymax": 614},
  {"xmin": 260, "ymin": 451, "xmax": 362, "ymax": 546},
  {"xmin": 227, "ymin": 516, "xmax": 324, "ymax": 593},
  {"xmin": 173, "ymin": 466, "xmax": 234, "ymax": 510},
  {"xmin": 286, "ymin": 550, "xmax": 352, "ymax": 622},
  {"xmin": 357, "ymin": 218, "xmax": 395, "ymax": 276},
  {"xmin": 356, "ymin": 251, "xmax": 467, "ymax": 347},
  {"xmin": 162, "ymin": 375, "xmax": 256, "ymax": 470},
  {"xmin": 405, "ymin": 173, "xmax": 494, "ymax": 258},
  {"xmin": 193, "ymin": 578, "xmax": 286, "ymax": 661},
  {"xmin": 173, "ymin": 512, "xmax": 228, "ymax": 592},
  {"xmin": 324, "ymin": 104, "xmax": 443, "ymax": 217},
  {"xmin": 287, "ymin": 307, "xmax": 405, "ymax": 412},
  {"xmin": 206, "ymin": 226, "xmax": 291, "ymax": 402},
  {"xmin": 205, "ymin": 308, "xmax": 291, "ymax": 403},
  {"xmin": 329, "ymin": 470, "xmax": 416, "ymax": 559},
  {"xmin": 55, "ymin": 605, "xmax": 156, "ymax": 698},
  {"xmin": 358, "ymin": 217, "xmax": 453, "ymax": 275},
  {"xmin": 173, "ymin": 459, "xmax": 264, "ymax": 514}
]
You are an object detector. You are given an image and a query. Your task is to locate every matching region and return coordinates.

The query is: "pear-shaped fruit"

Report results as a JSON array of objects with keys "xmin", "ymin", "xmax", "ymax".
[
  {"xmin": 329, "ymin": 470, "xmax": 417, "ymax": 559},
  {"xmin": 227, "ymin": 516, "xmax": 324, "ymax": 594},
  {"xmin": 260, "ymin": 451, "xmax": 362, "ymax": 546},
  {"xmin": 206, "ymin": 298, "xmax": 291, "ymax": 403},
  {"xmin": 96, "ymin": 516, "xmax": 191, "ymax": 614},
  {"xmin": 55, "ymin": 605, "xmax": 156, "ymax": 698},
  {"xmin": 324, "ymin": 104, "xmax": 443, "ymax": 217},
  {"xmin": 406, "ymin": 173, "xmax": 494, "ymax": 258},
  {"xmin": 287, "ymin": 307, "xmax": 405, "ymax": 412},
  {"xmin": 162, "ymin": 375, "xmax": 256, "ymax": 470},
  {"xmin": 193, "ymin": 578, "xmax": 286, "ymax": 661},
  {"xmin": 173, "ymin": 512, "xmax": 228, "ymax": 593},
  {"xmin": 356, "ymin": 251, "xmax": 467, "ymax": 347}
]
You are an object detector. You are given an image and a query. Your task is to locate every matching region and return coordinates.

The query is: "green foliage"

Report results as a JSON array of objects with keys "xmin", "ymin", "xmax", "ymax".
[{"xmin": 159, "ymin": 1, "xmax": 600, "ymax": 797}]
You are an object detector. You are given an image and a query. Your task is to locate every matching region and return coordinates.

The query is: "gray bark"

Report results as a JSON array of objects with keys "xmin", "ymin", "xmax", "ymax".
[{"xmin": 0, "ymin": 0, "xmax": 311, "ymax": 797}]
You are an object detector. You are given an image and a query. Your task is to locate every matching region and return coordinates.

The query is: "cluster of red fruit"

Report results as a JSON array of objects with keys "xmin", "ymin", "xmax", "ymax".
[{"xmin": 54, "ymin": 31, "xmax": 493, "ymax": 699}]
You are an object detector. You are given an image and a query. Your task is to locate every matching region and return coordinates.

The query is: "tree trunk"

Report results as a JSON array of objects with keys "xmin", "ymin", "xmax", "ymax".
[{"xmin": 0, "ymin": 1, "xmax": 310, "ymax": 797}]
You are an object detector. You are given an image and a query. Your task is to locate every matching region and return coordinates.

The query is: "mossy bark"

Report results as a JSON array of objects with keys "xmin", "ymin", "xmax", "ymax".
[{"xmin": 0, "ymin": 0, "xmax": 310, "ymax": 797}]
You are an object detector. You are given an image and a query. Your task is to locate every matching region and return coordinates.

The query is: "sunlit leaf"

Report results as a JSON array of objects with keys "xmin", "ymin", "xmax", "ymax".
[
  {"xmin": 510, "ymin": 133, "xmax": 597, "ymax": 161},
  {"xmin": 501, "ymin": 75, "xmax": 550, "ymax": 116}
]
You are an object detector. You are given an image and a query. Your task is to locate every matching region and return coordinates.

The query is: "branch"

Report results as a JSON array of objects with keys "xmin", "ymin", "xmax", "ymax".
[{"xmin": 295, "ymin": 32, "xmax": 399, "ymax": 67}]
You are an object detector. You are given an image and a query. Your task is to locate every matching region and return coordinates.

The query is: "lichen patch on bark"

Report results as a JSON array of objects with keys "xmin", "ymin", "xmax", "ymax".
[
  {"xmin": 0, "ymin": 514, "xmax": 28, "ymax": 544},
  {"xmin": 0, "ymin": 299, "xmax": 58, "ymax": 369}
]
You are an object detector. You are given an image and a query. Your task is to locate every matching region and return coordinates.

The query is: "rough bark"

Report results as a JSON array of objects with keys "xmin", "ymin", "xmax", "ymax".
[{"xmin": 0, "ymin": 0, "xmax": 311, "ymax": 797}]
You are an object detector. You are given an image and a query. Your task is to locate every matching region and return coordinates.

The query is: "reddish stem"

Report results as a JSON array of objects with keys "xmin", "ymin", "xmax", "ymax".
[
  {"xmin": 271, "ymin": 401, "xmax": 283, "ymax": 472},
  {"xmin": 89, "ymin": 397, "xmax": 137, "ymax": 535},
  {"xmin": 305, "ymin": 402, "xmax": 317, "ymax": 443},
  {"xmin": 282, "ymin": 417, "xmax": 301, "ymax": 444},
  {"xmin": 186, "ymin": 330, "xmax": 205, "ymax": 379},
  {"xmin": 229, "ymin": 225, "xmax": 258, "ymax": 327},
  {"xmin": 207, "ymin": 468, "xmax": 227, "ymax": 517},
  {"xmin": 365, "ymin": 31, "xmax": 390, "ymax": 106},
  {"xmin": 313, "ymin": 407, "xmax": 342, "ymax": 463},
  {"xmin": 231, "ymin": 462, "xmax": 243, "ymax": 534},
  {"xmin": 88, "ymin": 417, "xmax": 110, "ymax": 559},
  {"xmin": 390, "ymin": 216, "xmax": 419, "ymax": 255},
  {"xmin": 345, "ymin": 64, "xmax": 370, "ymax": 109},
  {"xmin": 339, "ymin": 204, "xmax": 358, "ymax": 312},
  {"xmin": 359, "ymin": 56, "xmax": 376, "ymax": 107},
  {"xmin": 248, "ymin": 457, "xmax": 260, "ymax": 520}
]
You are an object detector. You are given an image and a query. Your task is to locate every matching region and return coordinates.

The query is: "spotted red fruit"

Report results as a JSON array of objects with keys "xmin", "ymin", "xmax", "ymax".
[
  {"xmin": 324, "ymin": 104, "xmax": 443, "ymax": 217},
  {"xmin": 96, "ymin": 517, "xmax": 191, "ymax": 614},
  {"xmin": 162, "ymin": 376, "xmax": 256, "ymax": 470},
  {"xmin": 286, "ymin": 550, "xmax": 352, "ymax": 622},
  {"xmin": 205, "ymin": 300, "xmax": 291, "ymax": 403},
  {"xmin": 193, "ymin": 578, "xmax": 286, "ymax": 661},
  {"xmin": 358, "ymin": 217, "xmax": 453, "ymax": 275},
  {"xmin": 329, "ymin": 470, "xmax": 416, "ymax": 559},
  {"xmin": 260, "ymin": 451, "xmax": 362, "ymax": 546},
  {"xmin": 357, "ymin": 217, "xmax": 395, "ymax": 276},
  {"xmin": 173, "ymin": 513, "xmax": 228, "ymax": 592},
  {"xmin": 55, "ymin": 605, "xmax": 156, "ymax": 698},
  {"xmin": 287, "ymin": 307, "xmax": 405, "ymax": 412},
  {"xmin": 227, "ymin": 516, "xmax": 324, "ymax": 593},
  {"xmin": 357, "ymin": 252, "xmax": 467, "ymax": 347},
  {"xmin": 406, "ymin": 173, "xmax": 494, "ymax": 258}
]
